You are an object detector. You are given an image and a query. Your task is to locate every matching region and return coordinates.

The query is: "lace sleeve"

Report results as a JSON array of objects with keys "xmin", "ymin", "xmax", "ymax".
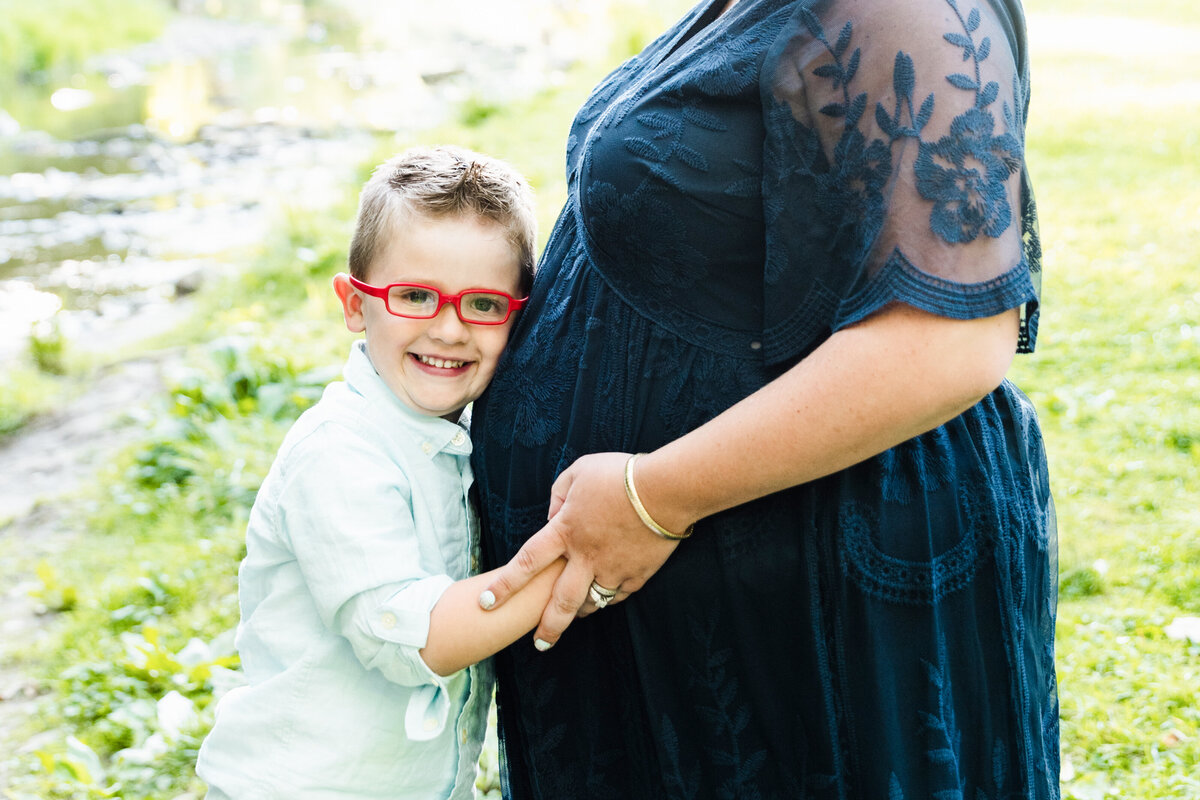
[{"xmin": 759, "ymin": 0, "xmax": 1041, "ymax": 365}]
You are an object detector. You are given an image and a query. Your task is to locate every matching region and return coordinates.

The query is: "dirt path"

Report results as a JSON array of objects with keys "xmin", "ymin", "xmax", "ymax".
[{"xmin": 0, "ymin": 354, "xmax": 170, "ymax": 782}]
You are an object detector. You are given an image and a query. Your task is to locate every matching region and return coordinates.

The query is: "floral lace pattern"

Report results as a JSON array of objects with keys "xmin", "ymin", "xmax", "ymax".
[{"xmin": 471, "ymin": 1, "xmax": 1056, "ymax": 798}]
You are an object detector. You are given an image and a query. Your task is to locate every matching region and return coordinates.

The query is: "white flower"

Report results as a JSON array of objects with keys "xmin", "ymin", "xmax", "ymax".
[
  {"xmin": 1164, "ymin": 616, "xmax": 1200, "ymax": 643},
  {"xmin": 157, "ymin": 690, "xmax": 199, "ymax": 741}
]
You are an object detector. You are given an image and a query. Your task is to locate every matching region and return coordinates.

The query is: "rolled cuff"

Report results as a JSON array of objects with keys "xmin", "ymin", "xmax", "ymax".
[{"xmin": 355, "ymin": 574, "xmax": 460, "ymax": 739}]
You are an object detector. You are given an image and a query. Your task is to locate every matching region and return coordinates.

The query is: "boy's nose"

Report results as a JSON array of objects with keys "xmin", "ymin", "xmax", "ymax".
[{"xmin": 426, "ymin": 302, "xmax": 470, "ymax": 342}]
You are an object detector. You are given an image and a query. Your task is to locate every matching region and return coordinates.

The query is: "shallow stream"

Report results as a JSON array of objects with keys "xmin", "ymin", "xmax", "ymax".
[{"xmin": 0, "ymin": 1, "xmax": 605, "ymax": 364}]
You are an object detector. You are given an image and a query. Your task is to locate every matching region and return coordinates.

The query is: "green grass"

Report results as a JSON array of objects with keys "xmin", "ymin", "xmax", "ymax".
[
  {"xmin": 1010, "ymin": 3, "xmax": 1200, "ymax": 796},
  {"xmin": 1, "ymin": 1, "xmax": 1197, "ymax": 797},
  {"xmin": 0, "ymin": 0, "xmax": 169, "ymax": 77}
]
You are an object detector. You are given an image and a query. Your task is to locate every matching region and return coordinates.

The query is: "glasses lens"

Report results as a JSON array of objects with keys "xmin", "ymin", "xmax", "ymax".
[
  {"xmin": 387, "ymin": 285, "xmax": 439, "ymax": 318},
  {"xmin": 459, "ymin": 292, "xmax": 511, "ymax": 323}
]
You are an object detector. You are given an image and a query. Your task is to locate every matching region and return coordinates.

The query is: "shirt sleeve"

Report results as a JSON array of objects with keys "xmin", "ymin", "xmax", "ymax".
[
  {"xmin": 274, "ymin": 422, "xmax": 461, "ymax": 738},
  {"xmin": 758, "ymin": 0, "xmax": 1042, "ymax": 365}
]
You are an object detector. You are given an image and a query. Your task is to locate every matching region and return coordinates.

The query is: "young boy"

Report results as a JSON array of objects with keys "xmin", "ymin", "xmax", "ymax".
[{"xmin": 196, "ymin": 146, "xmax": 562, "ymax": 799}]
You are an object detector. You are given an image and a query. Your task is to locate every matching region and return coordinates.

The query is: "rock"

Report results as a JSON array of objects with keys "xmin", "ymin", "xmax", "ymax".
[{"xmin": 174, "ymin": 268, "xmax": 205, "ymax": 295}]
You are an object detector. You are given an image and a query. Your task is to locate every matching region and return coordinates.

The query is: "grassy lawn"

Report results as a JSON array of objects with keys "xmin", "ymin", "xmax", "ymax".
[
  {"xmin": 1013, "ymin": 1, "xmax": 1200, "ymax": 795},
  {"xmin": 0, "ymin": 1, "xmax": 1196, "ymax": 797}
]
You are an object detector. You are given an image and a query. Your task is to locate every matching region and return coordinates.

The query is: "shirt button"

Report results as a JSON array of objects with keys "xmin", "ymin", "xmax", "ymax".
[
  {"xmin": 421, "ymin": 442, "xmax": 433, "ymax": 455},
  {"xmin": 424, "ymin": 717, "xmax": 438, "ymax": 733},
  {"xmin": 460, "ymin": 728, "xmax": 468, "ymax": 744},
  {"xmin": 380, "ymin": 612, "xmax": 397, "ymax": 628},
  {"xmin": 452, "ymin": 431, "xmax": 466, "ymax": 446}
]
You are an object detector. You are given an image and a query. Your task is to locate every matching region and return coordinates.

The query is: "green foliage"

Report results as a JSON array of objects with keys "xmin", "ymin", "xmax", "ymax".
[
  {"xmin": 32, "ymin": 737, "xmax": 118, "ymax": 798},
  {"xmin": 459, "ymin": 94, "xmax": 505, "ymax": 128},
  {"xmin": 117, "ymin": 336, "xmax": 336, "ymax": 522},
  {"xmin": 167, "ymin": 336, "xmax": 337, "ymax": 424},
  {"xmin": 7, "ymin": 488, "xmax": 247, "ymax": 797},
  {"xmin": 29, "ymin": 316, "xmax": 68, "ymax": 375},
  {"xmin": 0, "ymin": 0, "xmax": 169, "ymax": 77},
  {"xmin": 1060, "ymin": 566, "xmax": 1105, "ymax": 600},
  {"xmin": 4, "ymin": 328, "xmax": 327, "ymax": 796},
  {"xmin": 30, "ymin": 561, "xmax": 79, "ymax": 614},
  {"xmin": 21, "ymin": 628, "xmax": 235, "ymax": 799},
  {"xmin": 0, "ymin": 365, "xmax": 69, "ymax": 438}
]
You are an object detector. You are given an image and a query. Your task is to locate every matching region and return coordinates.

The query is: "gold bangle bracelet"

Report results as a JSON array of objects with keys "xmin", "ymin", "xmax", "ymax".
[{"xmin": 624, "ymin": 453, "xmax": 694, "ymax": 541}]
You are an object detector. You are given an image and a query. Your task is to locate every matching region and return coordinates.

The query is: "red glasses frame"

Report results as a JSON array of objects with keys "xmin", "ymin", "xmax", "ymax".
[{"xmin": 349, "ymin": 276, "xmax": 527, "ymax": 325}]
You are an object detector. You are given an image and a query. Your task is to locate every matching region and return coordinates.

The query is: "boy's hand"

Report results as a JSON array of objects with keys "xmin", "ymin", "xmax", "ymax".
[{"xmin": 478, "ymin": 452, "xmax": 681, "ymax": 649}]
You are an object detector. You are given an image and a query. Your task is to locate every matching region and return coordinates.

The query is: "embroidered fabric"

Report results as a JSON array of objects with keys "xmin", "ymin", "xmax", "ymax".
[{"xmin": 472, "ymin": 1, "xmax": 1057, "ymax": 798}]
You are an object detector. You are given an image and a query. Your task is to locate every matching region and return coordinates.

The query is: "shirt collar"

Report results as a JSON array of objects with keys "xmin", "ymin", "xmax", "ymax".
[{"xmin": 342, "ymin": 340, "xmax": 472, "ymax": 458}]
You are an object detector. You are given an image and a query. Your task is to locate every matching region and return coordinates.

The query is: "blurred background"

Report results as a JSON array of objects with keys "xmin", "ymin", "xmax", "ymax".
[
  {"xmin": 0, "ymin": 0, "xmax": 642, "ymax": 373},
  {"xmin": 0, "ymin": 1, "xmax": 1197, "ymax": 798}
]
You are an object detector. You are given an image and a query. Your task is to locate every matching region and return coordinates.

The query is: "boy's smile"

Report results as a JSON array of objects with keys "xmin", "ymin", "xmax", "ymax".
[{"xmin": 334, "ymin": 213, "xmax": 523, "ymax": 421}]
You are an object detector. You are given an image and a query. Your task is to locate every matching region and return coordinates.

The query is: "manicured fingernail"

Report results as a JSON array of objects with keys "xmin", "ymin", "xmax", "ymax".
[
  {"xmin": 479, "ymin": 590, "xmax": 495, "ymax": 610},
  {"xmin": 534, "ymin": 638, "xmax": 553, "ymax": 652}
]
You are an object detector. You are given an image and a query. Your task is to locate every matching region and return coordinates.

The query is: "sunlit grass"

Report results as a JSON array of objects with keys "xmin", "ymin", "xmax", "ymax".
[{"xmin": 1010, "ymin": 2, "xmax": 1200, "ymax": 796}]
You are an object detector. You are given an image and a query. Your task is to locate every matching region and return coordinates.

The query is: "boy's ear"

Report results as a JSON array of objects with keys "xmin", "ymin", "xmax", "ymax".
[{"xmin": 333, "ymin": 273, "xmax": 366, "ymax": 333}]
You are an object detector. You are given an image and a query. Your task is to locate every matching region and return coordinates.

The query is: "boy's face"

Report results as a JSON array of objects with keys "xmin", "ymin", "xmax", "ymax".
[{"xmin": 334, "ymin": 213, "xmax": 523, "ymax": 421}]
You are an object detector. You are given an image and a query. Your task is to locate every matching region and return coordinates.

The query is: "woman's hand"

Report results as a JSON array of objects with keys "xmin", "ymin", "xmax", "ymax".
[{"xmin": 479, "ymin": 451, "xmax": 682, "ymax": 649}]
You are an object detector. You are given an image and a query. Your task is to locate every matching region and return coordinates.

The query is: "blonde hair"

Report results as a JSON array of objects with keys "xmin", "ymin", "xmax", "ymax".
[{"xmin": 348, "ymin": 145, "xmax": 537, "ymax": 293}]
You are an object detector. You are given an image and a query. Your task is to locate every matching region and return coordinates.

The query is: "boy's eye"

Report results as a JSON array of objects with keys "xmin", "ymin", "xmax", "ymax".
[
  {"xmin": 470, "ymin": 297, "xmax": 501, "ymax": 313},
  {"xmin": 393, "ymin": 287, "xmax": 436, "ymax": 307},
  {"xmin": 464, "ymin": 293, "xmax": 509, "ymax": 320}
]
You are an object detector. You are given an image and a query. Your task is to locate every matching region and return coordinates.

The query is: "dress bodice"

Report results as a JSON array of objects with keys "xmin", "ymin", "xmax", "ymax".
[{"xmin": 566, "ymin": 7, "xmax": 774, "ymax": 346}]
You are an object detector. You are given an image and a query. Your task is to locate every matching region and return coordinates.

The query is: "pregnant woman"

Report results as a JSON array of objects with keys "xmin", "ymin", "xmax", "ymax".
[{"xmin": 473, "ymin": 0, "xmax": 1058, "ymax": 797}]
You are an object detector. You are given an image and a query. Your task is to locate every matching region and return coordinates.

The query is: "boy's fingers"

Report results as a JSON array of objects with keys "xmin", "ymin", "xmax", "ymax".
[
  {"xmin": 479, "ymin": 523, "xmax": 566, "ymax": 610},
  {"xmin": 531, "ymin": 560, "xmax": 591, "ymax": 650}
]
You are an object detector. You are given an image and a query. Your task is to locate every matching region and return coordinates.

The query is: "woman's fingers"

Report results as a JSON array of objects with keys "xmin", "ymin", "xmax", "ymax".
[
  {"xmin": 483, "ymin": 452, "xmax": 684, "ymax": 649},
  {"xmin": 479, "ymin": 521, "xmax": 567, "ymax": 611},
  {"xmin": 530, "ymin": 557, "xmax": 592, "ymax": 650},
  {"xmin": 546, "ymin": 467, "xmax": 570, "ymax": 519}
]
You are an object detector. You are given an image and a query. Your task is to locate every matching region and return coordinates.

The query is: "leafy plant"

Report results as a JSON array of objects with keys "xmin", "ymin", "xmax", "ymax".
[
  {"xmin": 29, "ymin": 561, "xmax": 79, "ymax": 614},
  {"xmin": 29, "ymin": 316, "xmax": 68, "ymax": 375}
]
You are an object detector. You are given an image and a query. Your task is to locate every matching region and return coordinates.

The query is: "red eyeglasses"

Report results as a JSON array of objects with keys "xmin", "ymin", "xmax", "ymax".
[{"xmin": 349, "ymin": 276, "xmax": 527, "ymax": 325}]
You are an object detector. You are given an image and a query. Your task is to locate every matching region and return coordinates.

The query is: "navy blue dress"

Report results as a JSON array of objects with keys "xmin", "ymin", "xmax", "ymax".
[{"xmin": 472, "ymin": 0, "xmax": 1058, "ymax": 797}]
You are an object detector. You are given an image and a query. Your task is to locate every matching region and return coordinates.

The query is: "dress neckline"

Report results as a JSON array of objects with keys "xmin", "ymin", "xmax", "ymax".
[{"xmin": 655, "ymin": 0, "xmax": 743, "ymax": 68}]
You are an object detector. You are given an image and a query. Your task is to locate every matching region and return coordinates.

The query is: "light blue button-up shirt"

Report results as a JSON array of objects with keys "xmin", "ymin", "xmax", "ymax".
[{"xmin": 197, "ymin": 341, "xmax": 492, "ymax": 800}]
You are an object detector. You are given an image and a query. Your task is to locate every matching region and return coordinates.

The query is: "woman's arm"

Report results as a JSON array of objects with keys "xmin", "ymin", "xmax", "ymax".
[
  {"xmin": 481, "ymin": 303, "xmax": 1019, "ymax": 646},
  {"xmin": 648, "ymin": 303, "xmax": 1018, "ymax": 525},
  {"xmin": 420, "ymin": 559, "xmax": 565, "ymax": 676}
]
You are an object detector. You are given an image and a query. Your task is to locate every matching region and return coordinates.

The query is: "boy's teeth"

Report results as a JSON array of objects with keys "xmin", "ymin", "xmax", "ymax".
[{"xmin": 417, "ymin": 355, "xmax": 465, "ymax": 369}]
